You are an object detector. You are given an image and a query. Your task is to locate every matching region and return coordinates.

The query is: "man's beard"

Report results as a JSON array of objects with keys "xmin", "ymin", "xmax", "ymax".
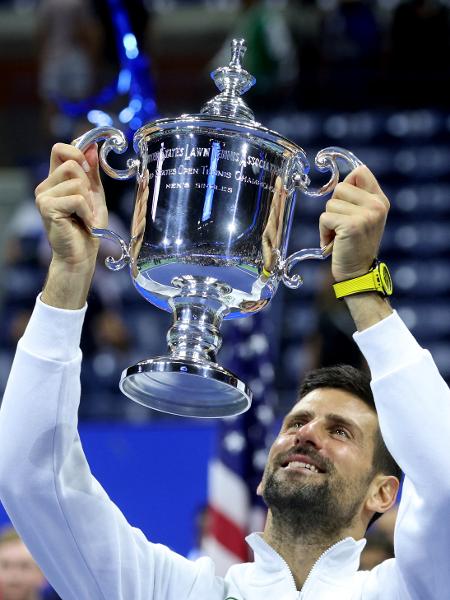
[{"xmin": 261, "ymin": 448, "xmax": 372, "ymax": 542}]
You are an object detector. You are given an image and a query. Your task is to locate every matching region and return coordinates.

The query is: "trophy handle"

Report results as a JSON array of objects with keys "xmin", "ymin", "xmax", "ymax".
[
  {"xmin": 72, "ymin": 126, "xmax": 136, "ymax": 271},
  {"xmin": 294, "ymin": 146, "xmax": 363, "ymax": 197},
  {"xmin": 72, "ymin": 126, "xmax": 139, "ymax": 180},
  {"xmin": 280, "ymin": 147, "xmax": 364, "ymax": 289},
  {"xmin": 90, "ymin": 228, "xmax": 130, "ymax": 271}
]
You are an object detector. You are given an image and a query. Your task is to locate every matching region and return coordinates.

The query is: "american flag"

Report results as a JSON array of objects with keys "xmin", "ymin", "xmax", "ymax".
[{"xmin": 202, "ymin": 311, "xmax": 278, "ymax": 575}]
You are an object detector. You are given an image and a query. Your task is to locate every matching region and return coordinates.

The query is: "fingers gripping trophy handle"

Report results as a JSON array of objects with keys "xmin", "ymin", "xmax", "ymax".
[
  {"xmin": 72, "ymin": 126, "xmax": 138, "ymax": 271},
  {"xmin": 280, "ymin": 146, "xmax": 364, "ymax": 289}
]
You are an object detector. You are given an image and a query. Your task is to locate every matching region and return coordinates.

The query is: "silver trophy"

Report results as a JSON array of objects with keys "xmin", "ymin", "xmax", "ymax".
[{"xmin": 73, "ymin": 39, "xmax": 362, "ymax": 418}]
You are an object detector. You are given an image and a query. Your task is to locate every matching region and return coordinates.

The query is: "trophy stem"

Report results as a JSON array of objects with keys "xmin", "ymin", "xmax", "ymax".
[
  {"xmin": 167, "ymin": 276, "xmax": 229, "ymax": 363},
  {"xmin": 167, "ymin": 302, "xmax": 224, "ymax": 363}
]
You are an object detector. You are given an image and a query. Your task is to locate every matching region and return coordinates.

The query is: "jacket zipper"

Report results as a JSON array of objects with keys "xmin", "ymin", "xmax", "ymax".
[
  {"xmin": 260, "ymin": 537, "xmax": 352, "ymax": 598},
  {"xmin": 299, "ymin": 538, "xmax": 352, "ymax": 598}
]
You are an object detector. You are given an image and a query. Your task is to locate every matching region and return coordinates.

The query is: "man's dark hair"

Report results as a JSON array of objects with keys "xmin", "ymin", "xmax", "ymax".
[{"xmin": 299, "ymin": 364, "xmax": 402, "ymax": 528}]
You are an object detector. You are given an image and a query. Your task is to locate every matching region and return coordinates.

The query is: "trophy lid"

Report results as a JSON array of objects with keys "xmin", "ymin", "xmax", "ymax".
[
  {"xmin": 133, "ymin": 37, "xmax": 303, "ymax": 160},
  {"xmin": 200, "ymin": 39, "xmax": 256, "ymax": 122}
]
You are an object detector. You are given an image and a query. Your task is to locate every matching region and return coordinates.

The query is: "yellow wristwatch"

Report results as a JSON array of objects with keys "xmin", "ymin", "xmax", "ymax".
[{"xmin": 333, "ymin": 261, "xmax": 393, "ymax": 299}]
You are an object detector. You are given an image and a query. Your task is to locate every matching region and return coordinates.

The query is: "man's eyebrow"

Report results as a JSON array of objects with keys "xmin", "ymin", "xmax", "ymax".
[{"xmin": 282, "ymin": 409, "xmax": 315, "ymax": 426}]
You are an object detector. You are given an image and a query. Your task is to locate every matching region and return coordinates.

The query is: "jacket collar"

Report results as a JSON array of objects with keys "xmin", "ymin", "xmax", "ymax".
[{"xmin": 246, "ymin": 532, "xmax": 367, "ymax": 584}]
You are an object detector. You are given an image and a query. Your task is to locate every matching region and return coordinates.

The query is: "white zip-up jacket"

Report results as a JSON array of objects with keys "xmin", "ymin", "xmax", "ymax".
[{"xmin": 0, "ymin": 298, "xmax": 449, "ymax": 599}]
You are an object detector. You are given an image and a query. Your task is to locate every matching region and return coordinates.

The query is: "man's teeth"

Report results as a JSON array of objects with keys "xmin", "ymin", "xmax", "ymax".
[{"xmin": 286, "ymin": 461, "xmax": 319, "ymax": 473}]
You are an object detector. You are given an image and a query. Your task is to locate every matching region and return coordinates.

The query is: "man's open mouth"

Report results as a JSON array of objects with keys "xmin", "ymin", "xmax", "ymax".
[{"xmin": 281, "ymin": 456, "xmax": 325, "ymax": 474}]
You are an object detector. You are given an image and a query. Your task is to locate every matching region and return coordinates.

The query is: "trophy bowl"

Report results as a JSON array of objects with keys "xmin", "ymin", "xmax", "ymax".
[{"xmin": 73, "ymin": 39, "xmax": 362, "ymax": 418}]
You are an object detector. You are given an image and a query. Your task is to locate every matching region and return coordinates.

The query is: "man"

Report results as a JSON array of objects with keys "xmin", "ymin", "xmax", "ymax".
[
  {"xmin": 0, "ymin": 526, "xmax": 46, "ymax": 600},
  {"xmin": 0, "ymin": 143, "xmax": 448, "ymax": 599}
]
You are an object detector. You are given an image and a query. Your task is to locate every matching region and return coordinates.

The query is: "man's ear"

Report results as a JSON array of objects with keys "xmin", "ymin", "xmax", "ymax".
[{"xmin": 365, "ymin": 474, "xmax": 400, "ymax": 515}]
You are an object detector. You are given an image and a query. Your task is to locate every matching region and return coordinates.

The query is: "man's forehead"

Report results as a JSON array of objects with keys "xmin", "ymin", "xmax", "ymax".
[{"xmin": 286, "ymin": 387, "xmax": 378, "ymax": 428}]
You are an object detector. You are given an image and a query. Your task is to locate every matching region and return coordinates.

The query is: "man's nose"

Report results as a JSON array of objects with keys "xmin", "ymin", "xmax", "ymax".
[{"xmin": 294, "ymin": 420, "xmax": 323, "ymax": 447}]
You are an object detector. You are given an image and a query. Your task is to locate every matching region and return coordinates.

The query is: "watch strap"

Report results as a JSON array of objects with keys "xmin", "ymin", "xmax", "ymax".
[
  {"xmin": 333, "ymin": 260, "xmax": 393, "ymax": 299},
  {"xmin": 333, "ymin": 270, "xmax": 380, "ymax": 299}
]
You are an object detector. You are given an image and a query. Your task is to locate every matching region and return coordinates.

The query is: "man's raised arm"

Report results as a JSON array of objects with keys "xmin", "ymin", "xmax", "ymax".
[
  {"xmin": 324, "ymin": 165, "xmax": 450, "ymax": 598},
  {"xmin": 0, "ymin": 144, "xmax": 218, "ymax": 600}
]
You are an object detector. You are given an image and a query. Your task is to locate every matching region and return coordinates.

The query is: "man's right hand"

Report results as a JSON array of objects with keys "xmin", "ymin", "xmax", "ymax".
[{"xmin": 35, "ymin": 143, "xmax": 108, "ymax": 309}]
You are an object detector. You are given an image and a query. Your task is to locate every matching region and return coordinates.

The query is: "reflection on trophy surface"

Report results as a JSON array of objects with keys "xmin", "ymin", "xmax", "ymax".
[
  {"xmin": 130, "ymin": 171, "xmax": 149, "ymax": 279},
  {"xmin": 72, "ymin": 38, "xmax": 363, "ymax": 418},
  {"xmin": 262, "ymin": 176, "xmax": 287, "ymax": 275}
]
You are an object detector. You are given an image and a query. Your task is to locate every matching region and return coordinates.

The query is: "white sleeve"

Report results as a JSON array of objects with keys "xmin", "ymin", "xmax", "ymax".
[
  {"xmin": 354, "ymin": 311, "xmax": 450, "ymax": 599},
  {"xmin": 0, "ymin": 297, "xmax": 223, "ymax": 600}
]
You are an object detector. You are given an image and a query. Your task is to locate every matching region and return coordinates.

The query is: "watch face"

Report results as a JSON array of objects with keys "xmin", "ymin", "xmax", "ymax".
[{"xmin": 380, "ymin": 263, "xmax": 393, "ymax": 295}]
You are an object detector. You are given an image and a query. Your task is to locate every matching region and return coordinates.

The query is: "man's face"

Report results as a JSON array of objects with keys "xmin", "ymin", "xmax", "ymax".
[
  {"xmin": 0, "ymin": 539, "xmax": 44, "ymax": 600},
  {"xmin": 258, "ymin": 388, "xmax": 380, "ymax": 537}
]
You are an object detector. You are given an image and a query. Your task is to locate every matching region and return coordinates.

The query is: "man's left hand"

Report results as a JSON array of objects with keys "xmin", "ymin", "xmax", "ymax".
[{"xmin": 319, "ymin": 165, "xmax": 390, "ymax": 283}]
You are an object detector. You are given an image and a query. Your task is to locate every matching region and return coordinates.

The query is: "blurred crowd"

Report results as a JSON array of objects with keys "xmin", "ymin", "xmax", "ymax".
[{"xmin": 32, "ymin": 0, "xmax": 450, "ymax": 121}]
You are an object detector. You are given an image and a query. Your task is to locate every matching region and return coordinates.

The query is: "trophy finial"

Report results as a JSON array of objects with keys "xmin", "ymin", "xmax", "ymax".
[
  {"xmin": 200, "ymin": 38, "xmax": 256, "ymax": 121},
  {"xmin": 230, "ymin": 39, "xmax": 247, "ymax": 69}
]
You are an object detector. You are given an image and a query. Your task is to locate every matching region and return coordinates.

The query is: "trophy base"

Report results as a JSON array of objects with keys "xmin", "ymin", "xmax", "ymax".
[{"xmin": 119, "ymin": 357, "xmax": 252, "ymax": 418}]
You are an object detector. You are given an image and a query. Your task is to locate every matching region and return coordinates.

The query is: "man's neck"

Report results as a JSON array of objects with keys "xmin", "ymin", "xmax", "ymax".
[{"xmin": 262, "ymin": 513, "xmax": 358, "ymax": 590}]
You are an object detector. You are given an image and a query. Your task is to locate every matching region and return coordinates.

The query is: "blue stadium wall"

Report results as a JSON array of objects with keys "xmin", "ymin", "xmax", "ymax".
[{"xmin": 0, "ymin": 421, "xmax": 218, "ymax": 557}]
